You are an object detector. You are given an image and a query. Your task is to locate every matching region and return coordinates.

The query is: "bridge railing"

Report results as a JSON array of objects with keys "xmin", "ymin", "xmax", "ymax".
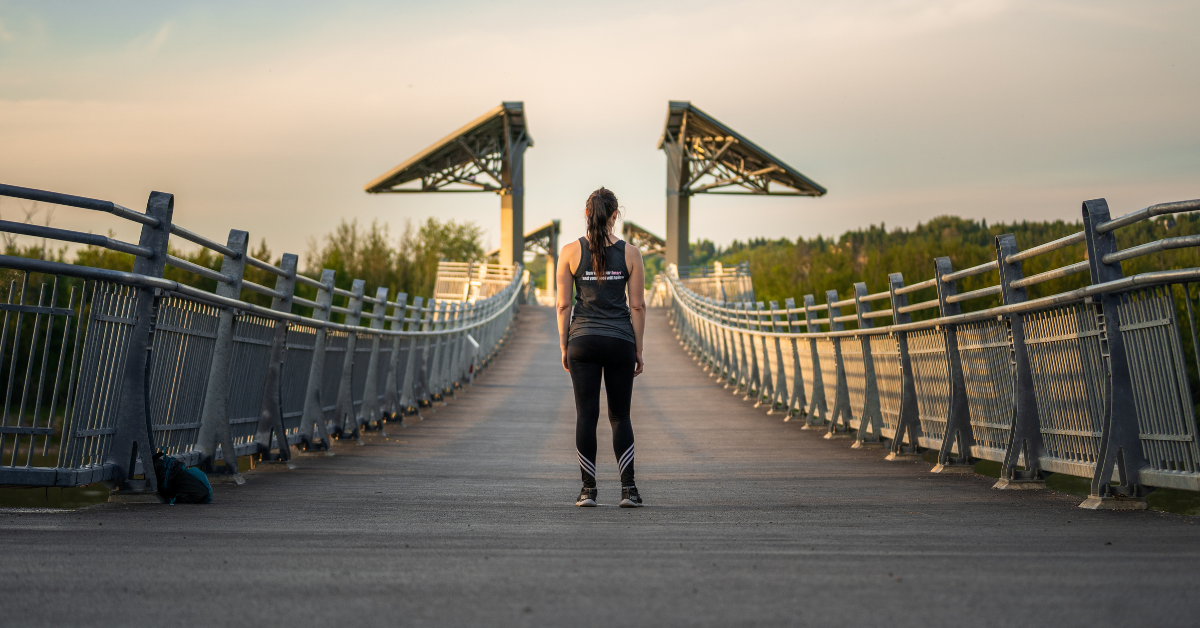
[
  {"xmin": 0, "ymin": 183, "xmax": 524, "ymax": 498},
  {"xmin": 676, "ymin": 261, "xmax": 754, "ymax": 302},
  {"xmin": 661, "ymin": 197, "xmax": 1200, "ymax": 509},
  {"xmin": 433, "ymin": 260, "xmax": 519, "ymax": 302}
]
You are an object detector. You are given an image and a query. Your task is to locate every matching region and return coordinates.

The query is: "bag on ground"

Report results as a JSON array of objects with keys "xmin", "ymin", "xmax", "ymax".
[{"xmin": 152, "ymin": 451, "xmax": 213, "ymax": 504}]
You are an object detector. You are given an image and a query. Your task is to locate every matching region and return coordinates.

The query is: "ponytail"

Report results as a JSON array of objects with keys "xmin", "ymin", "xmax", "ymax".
[{"xmin": 584, "ymin": 187, "xmax": 620, "ymax": 283}]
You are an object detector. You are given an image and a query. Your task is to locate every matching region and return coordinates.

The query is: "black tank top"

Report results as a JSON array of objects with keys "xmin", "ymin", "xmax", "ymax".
[{"xmin": 568, "ymin": 237, "xmax": 636, "ymax": 344}]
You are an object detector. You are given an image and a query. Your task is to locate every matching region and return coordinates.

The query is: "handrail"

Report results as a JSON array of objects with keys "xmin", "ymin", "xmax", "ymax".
[
  {"xmin": 941, "ymin": 260, "xmax": 998, "ymax": 282},
  {"xmin": 242, "ymin": 280, "xmax": 286, "ymax": 301},
  {"xmin": 0, "ymin": 252, "xmax": 523, "ymax": 338},
  {"xmin": 245, "ymin": 255, "xmax": 287, "ymax": 276},
  {"xmin": 894, "ymin": 278, "xmax": 937, "ymax": 295},
  {"xmin": 1103, "ymin": 234, "xmax": 1200, "ymax": 265},
  {"xmin": 169, "ymin": 224, "xmax": 241, "ymax": 259},
  {"xmin": 1010, "ymin": 261, "xmax": 1089, "ymax": 289},
  {"xmin": 1006, "ymin": 231, "xmax": 1085, "ymax": 264},
  {"xmin": 0, "ymin": 220, "xmax": 153, "ymax": 257},
  {"xmin": 1094, "ymin": 199, "xmax": 1200, "ymax": 234},
  {"xmin": 166, "ymin": 255, "xmax": 231, "ymax": 284},
  {"xmin": 0, "ymin": 183, "xmax": 161, "ymax": 227},
  {"xmin": 945, "ymin": 284, "xmax": 1002, "ymax": 304},
  {"xmin": 667, "ymin": 265, "xmax": 1200, "ymax": 340}
]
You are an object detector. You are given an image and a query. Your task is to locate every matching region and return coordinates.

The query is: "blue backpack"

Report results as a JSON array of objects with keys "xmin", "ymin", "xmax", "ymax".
[{"xmin": 152, "ymin": 452, "xmax": 213, "ymax": 504}]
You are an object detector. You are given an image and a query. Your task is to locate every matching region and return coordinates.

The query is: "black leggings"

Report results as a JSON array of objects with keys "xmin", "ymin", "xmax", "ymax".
[{"xmin": 567, "ymin": 335, "xmax": 636, "ymax": 488}]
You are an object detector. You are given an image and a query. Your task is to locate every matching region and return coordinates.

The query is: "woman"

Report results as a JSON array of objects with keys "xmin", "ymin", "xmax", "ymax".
[{"xmin": 556, "ymin": 187, "xmax": 646, "ymax": 508}]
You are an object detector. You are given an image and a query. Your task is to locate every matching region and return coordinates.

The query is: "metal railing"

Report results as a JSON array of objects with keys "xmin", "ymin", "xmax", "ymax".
[
  {"xmin": 658, "ymin": 197, "xmax": 1200, "ymax": 509},
  {"xmin": 433, "ymin": 260, "xmax": 519, "ymax": 302},
  {"xmin": 0, "ymin": 183, "xmax": 525, "ymax": 498},
  {"xmin": 676, "ymin": 261, "xmax": 754, "ymax": 302}
]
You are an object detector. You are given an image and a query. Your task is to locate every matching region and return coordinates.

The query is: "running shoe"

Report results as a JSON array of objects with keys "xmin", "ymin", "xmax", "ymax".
[
  {"xmin": 619, "ymin": 486, "xmax": 643, "ymax": 508},
  {"xmin": 576, "ymin": 487, "xmax": 598, "ymax": 507}
]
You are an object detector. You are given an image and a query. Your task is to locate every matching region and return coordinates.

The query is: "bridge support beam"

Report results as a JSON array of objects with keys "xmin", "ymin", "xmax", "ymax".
[
  {"xmin": 931, "ymin": 257, "xmax": 977, "ymax": 473},
  {"xmin": 885, "ymin": 273, "xmax": 923, "ymax": 460},
  {"xmin": 783, "ymin": 297, "xmax": 809, "ymax": 422},
  {"xmin": 196, "ymin": 229, "xmax": 249, "ymax": 483},
  {"xmin": 298, "ymin": 269, "xmax": 337, "ymax": 453},
  {"xmin": 851, "ymin": 283, "xmax": 885, "ymax": 449},
  {"xmin": 993, "ymin": 235, "xmax": 1047, "ymax": 489},
  {"xmin": 106, "ymin": 191, "xmax": 173, "ymax": 501},
  {"xmin": 802, "ymin": 294, "xmax": 827, "ymax": 429},
  {"xmin": 253, "ymin": 252, "xmax": 299, "ymax": 466},
  {"xmin": 665, "ymin": 137, "xmax": 690, "ymax": 268},
  {"xmin": 824, "ymin": 290, "xmax": 853, "ymax": 440},
  {"xmin": 1080, "ymin": 199, "xmax": 1150, "ymax": 509}
]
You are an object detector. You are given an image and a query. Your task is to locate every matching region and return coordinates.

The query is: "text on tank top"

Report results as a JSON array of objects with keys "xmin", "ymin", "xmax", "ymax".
[{"xmin": 568, "ymin": 237, "xmax": 636, "ymax": 344}]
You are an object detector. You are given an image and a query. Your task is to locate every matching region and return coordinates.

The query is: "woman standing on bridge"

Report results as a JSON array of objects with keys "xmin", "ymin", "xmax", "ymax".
[{"xmin": 556, "ymin": 187, "xmax": 646, "ymax": 508}]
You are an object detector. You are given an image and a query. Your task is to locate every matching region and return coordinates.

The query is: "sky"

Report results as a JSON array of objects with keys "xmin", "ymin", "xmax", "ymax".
[{"xmin": 1, "ymin": 0, "xmax": 1198, "ymax": 262}]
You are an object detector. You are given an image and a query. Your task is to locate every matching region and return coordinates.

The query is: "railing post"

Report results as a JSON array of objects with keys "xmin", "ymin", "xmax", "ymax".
[
  {"xmin": 746, "ymin": 301, "xmax": 765, "ymax": 403},
  {"xmin": 734, "ymin": 303, "xmax": 750, "ymax": 395},
  {"xmin": 359, "ymin": 287, "xmax": 389, "ymax": 433},
  {"xmin": 429, "ymin": 301, "xmax": 449, "ymax": 405},
  {"xmin": 400, "ymin": 296, "xmax": 425, "ymax": 419},
  {"xmin": 802, "ymin": 294, "xmax": 827, "ymax": 428},
  {"xmin": 252, "ymin": 252, "xmax": 298, "ymax": 465},
  {"xmin": 719, "ymin": 300, "xmax": 736, "ymax": 388},
  {"xmin": 1081, "ymin": 198, "xmax": 1150, "ymax": 508},
  {"xmin": 851, "ymin": 282, "xmax": 885, "ymax": 449},
  {"xmin": 382, "ymin": 292, "xmax": 408, "ymax": 423},
  {"xmin": 783, "ymin": 297, "xmax": 808, "ymax": 422},
  {"xmin": 298, "ymin": 269, "xmax": 336, "ymax": 452},
  {"xmin": 767, "ymin": 301, "xmax": 788, "ymax": 415},
  {"xmin": 886, "ymin": 273, "xmax": 923, "ymax": 460},
  {"xmin": 415, "ymin": 298, "xmax": 435, "ymax": 410},
  {"xmin": 335, "ymin": 279, "xmax": 365, "ymax": 440},
  {"xmin": 459, "ymin": 301, "xmax": 479, "ymax": 386},
  {"xmin": 932, "ymin": 257, "xmax": 976, "ymax": 473},
  {"xmin": 824, "ymin": 289, "xmax": 852, "ymax": 440},
  {"xmin": 106, "ymin": 191, "xmax": 173, "ymax": 500},
  {"xmin": 992, "ymin": 235, "xmax": 1048, "ymax": 488},
  {"xmin": 196, "ymin": 229, "xmax": 249, "ymax": 482}
]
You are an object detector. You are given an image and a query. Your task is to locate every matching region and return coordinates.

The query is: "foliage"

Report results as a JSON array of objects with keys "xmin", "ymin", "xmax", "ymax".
[
  {"xmin": 303, "ymin": 217, "xmax": 485, "ymax": 304},
  {"xmin": 692, "ymin": 212, "xmax": 1200, "ymax": 406},
  {"xmin": 696, "ymin": 214, "xmax": 1200, "ymax": 317}
]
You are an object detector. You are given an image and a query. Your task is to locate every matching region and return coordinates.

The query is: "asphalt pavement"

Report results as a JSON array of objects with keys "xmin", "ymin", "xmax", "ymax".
[{"xmin": 3, "ymin": 306, "xmax": 1199, "ymax": 627}]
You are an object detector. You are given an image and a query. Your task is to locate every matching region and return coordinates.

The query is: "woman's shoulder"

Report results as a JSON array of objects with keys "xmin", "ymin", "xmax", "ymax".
[{"xmin": 560, "ymin": 238, "xmax": 583, "ymax": 255}]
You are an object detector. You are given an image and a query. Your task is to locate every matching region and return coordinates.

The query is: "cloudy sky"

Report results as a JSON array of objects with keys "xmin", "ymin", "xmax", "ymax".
[{"xmin": 1, "ymin": 0, "xmax": 1197, "ymax": 260}]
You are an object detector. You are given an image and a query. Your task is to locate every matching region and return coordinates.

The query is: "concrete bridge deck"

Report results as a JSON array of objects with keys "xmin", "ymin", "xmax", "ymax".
[{"xmin": 3, "ymin": 307, "xmax": 1200, "ymax": 627}]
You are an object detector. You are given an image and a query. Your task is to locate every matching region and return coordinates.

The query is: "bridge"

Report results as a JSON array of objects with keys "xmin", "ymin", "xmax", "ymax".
[{"xmin": 3, "ymin": 106, "xmax": 1200, "ymax": 623}]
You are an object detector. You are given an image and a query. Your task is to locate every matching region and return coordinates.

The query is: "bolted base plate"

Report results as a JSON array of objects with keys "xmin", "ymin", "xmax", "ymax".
[
  {"xmin": 885, "ymin": 452, "xmax": 923, "ymax": 461},
  {"xmin": 851, "ymin": 440, "xmax": 885, "ymax": 449},
  {"xmin": 992, "ymin": 478, "xmax": 1045, "ymax": 490},
  {"xmin": 824, "ymin": 431, "xmax": 852, "ymax": 440},
  {"xmin": 930, "ymin": 463, "xmax": 976, "ymax": 474},
  {"xmin": 206, "ymin": 473, "xmax": 246, "ymax": 485},
  {"xmin": 1078, "ymin": 495, "xmax": 1147, "ymax": 510},
  {"xmin": 108, "ymin": 490, "xmax": 163, "ymax": 504}
]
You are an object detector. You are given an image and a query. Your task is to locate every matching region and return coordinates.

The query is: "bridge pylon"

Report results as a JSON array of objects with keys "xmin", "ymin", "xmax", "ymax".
[
  {"xmin": 657, "ymin": 101, "xmax": 826, "ymax": 267},
  {"xmin": 365, "ymin": 102, "xmax": 532, "ymax": 266}
]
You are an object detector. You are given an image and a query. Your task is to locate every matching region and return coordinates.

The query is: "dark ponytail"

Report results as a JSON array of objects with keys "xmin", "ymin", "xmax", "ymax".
[{"xmin": 585, "ymin": 187, "xmax": 620, "ymax": 283}]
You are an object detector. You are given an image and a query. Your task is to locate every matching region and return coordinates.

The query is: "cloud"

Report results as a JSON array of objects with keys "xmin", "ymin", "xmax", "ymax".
[
  {"xmin": 0, "ymin": 1, "xmax": 1196, "ymax": 256},
  {"xmin": 129, "ymin": 22, "xmax": 172, "ymax": 57}
]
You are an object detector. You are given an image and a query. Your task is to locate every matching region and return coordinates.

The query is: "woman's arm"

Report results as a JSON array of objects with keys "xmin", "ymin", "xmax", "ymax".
[
  {"xmin": 556, "ymin": 241, "xmax": 579, "ymax": 372},
  {"xmin": 626, "ymin": 245, "xmax": 646, "ymax": 376}
]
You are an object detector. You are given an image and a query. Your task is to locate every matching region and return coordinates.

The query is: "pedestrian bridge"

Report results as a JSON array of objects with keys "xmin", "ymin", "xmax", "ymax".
[{"xmin": 2, "ymin": 183, "xmax": 1200, "ymax": 626}]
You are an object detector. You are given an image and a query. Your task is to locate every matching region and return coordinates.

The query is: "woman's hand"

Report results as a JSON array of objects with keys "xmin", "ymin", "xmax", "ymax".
[
  {"xmin": 562, "ymin": 347, "xmax": 570, "ymax": 372},
  {"xmin": 634, "ymin": 352, "xmax": 644, "ymax": 377}
]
